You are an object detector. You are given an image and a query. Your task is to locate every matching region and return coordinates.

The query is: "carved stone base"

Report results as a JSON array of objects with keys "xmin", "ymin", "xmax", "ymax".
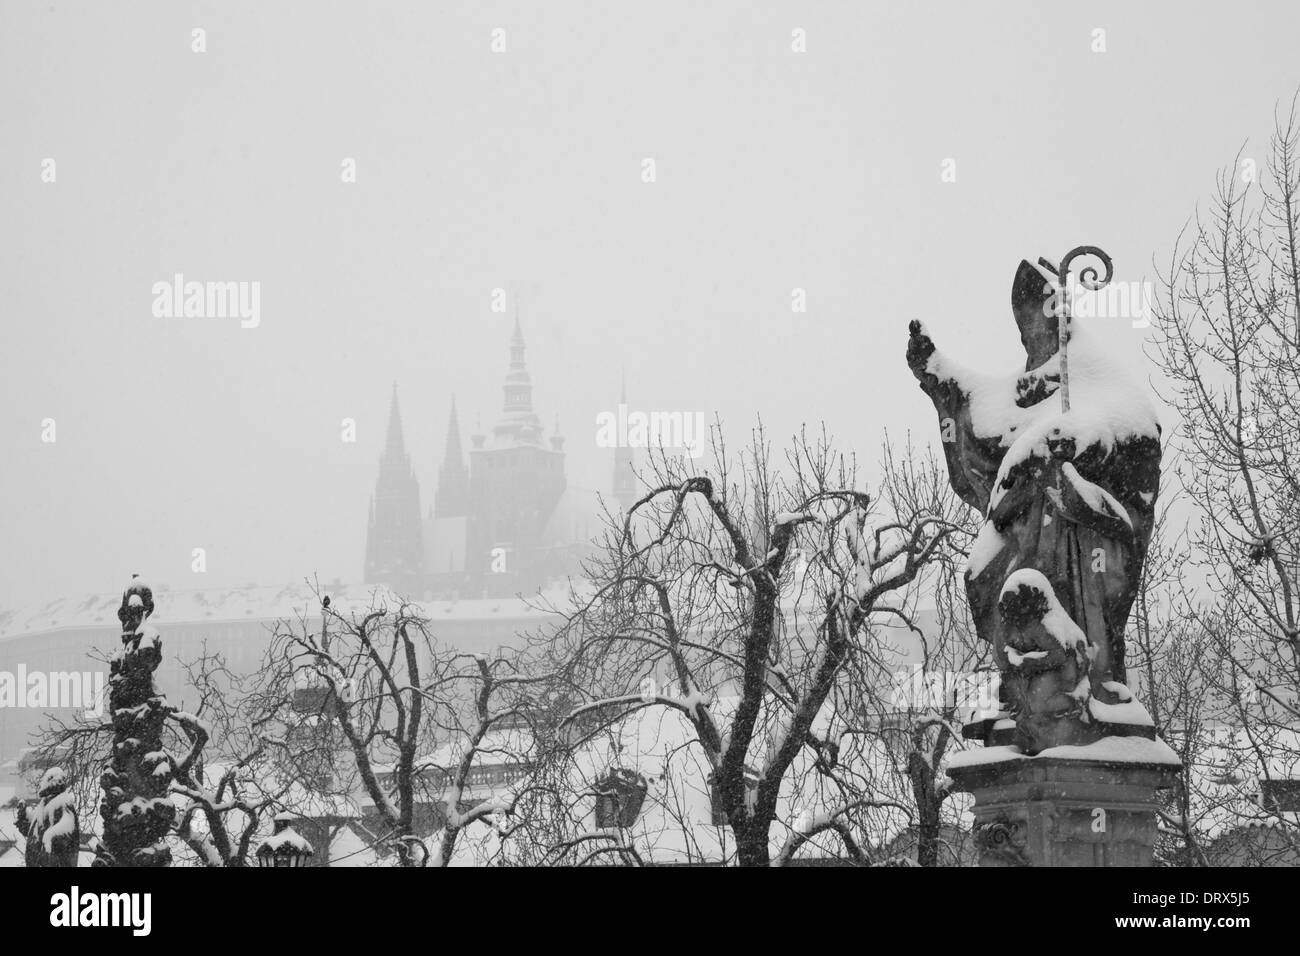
[{"xmin": 947, "ymin": 739, "xmax": 1181, "ymax": 867}]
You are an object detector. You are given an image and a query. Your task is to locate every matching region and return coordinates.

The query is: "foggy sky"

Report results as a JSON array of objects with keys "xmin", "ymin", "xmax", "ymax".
[{"xmin": 2, "ymin": 1, "xmax": 1298, "ymax": 610}]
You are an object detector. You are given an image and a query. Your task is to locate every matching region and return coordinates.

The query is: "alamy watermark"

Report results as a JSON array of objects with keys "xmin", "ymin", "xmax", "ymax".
[
  {"xmin": 50, "ymin": 886, "xmax": 151, "ymax": 936},
  {"xmin": 890, "ymin": 664, "xmax": 999, "ymax": 711},
  {"xmin": 1043, "ymin": 280, "xmax": 1155, "ymax": 329},
  {"xmin": 151, "ymin": 274, "xmax": 261, "ymax": 328},
  {"xmin": 0, "ymin": 666, "xmax": 105, "ymax": 718},
  {"xmin": 595, "ymin": 404, "xmax": 706, "ymax": 459}
]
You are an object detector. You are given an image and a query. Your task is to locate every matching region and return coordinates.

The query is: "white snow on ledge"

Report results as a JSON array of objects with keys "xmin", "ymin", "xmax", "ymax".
[{"xmin": 948, "ymin": 735, "xmax": 1181, "ymax": 770}]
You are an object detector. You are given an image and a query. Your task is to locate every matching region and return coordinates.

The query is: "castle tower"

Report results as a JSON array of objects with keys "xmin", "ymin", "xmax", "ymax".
[
  {"xmin": 468, "ymin": 318, "xmax": 566, "ymax": 595},
  {"xmin": 492, "ymin": 315, "xmax": 544, "ymax": 446},
  {"xmin": 434, "ymin": 395, "xmax": 470, "ymax": 518},
  {"xmin": 363, "ymin": 383, "xmax": 425, "ymax": 595}
]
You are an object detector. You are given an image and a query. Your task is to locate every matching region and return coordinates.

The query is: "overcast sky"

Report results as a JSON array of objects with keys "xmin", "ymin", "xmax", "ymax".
[{"xmin": 1, "ymin": 1, "xmax": 1297, "ymax": 610}]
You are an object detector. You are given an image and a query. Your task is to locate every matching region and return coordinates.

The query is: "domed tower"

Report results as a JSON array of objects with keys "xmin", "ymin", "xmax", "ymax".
[
  {"xmin": 467, "ymin": 317, "xmax": 566, "ymax": 595},
  {"xmin": 491, "ymin": 315, "xmax": 544, "ymax": 446}
]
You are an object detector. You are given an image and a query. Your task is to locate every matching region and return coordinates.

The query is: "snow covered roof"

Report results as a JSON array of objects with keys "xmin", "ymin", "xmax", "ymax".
[
  {"xmin": 419, "ymin": 726, "xmax": 534, "ymax": 772},
  {"xmin": 0, "ymin": 580, "xmax": 574, "ymax": 643},
  {"xmin": 325, "ymin": 821, "xmax": 385, "ymax": 867},
  {"xmin": 188, "ymin": 761, "xmax": 365, "ymax": 822},
  {"xmin": 1169, "ymin": 726, "xmax": 1300, "ymax": 839}
]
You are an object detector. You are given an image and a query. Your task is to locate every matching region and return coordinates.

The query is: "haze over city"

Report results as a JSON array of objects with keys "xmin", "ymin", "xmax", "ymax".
[{"xmin": 3, "ymin": 1, "xmax": 1296, "ymax": 610}]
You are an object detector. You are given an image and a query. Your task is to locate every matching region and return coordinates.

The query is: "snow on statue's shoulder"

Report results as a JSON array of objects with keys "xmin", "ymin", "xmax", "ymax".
[{"xmin": 989, "ymin": 317, "xmax": 1160, "ymax": 510}]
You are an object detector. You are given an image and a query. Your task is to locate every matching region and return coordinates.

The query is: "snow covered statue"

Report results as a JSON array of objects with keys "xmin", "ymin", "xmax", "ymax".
[
  {"xmin": 15, "ymin": 767, "xmax": 80, "ymax": 867},
  {"xmin": 906, "ymin": 251, "xmax": 1161, "ymax": 754},
  {"xmin": 94, "ymin": 575, "xmax": 176, "ymax": 867}
]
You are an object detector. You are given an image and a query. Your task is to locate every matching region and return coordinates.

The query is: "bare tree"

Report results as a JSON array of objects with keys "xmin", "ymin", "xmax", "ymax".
[
  {"xmin": 850, "ymin": 517, "xmax": 987, "ymax": 867},
  {"xmin": 544, "ymin": 424, "xmax": 965, "ymax": 866},
  {"xmin": 1149, "ymin": 94, "xmax": 1300, "ymax": 862},
  {"xmin": 1125, "ymin": 463, "xmax": 1217, "ymax": 866},
  {"xmin": 255, "ymin": 586, "xmax": 550, "ymax": 866}
]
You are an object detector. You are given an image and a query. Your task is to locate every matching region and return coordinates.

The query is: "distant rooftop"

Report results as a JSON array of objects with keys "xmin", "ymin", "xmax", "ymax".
[{"xmin": 0, "ymin": 580, "xmax": 579, "ymax": 643}]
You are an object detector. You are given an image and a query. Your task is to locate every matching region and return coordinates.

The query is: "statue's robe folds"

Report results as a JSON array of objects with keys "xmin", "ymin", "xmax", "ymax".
[{"xmin": 917, "ymin": 366, "xmax": 1160, "ymax": 700}]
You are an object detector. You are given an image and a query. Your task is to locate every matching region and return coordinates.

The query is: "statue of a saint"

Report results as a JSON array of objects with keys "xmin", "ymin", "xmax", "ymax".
[
  {"xmin": 15, "ymin": 767, "xmax": 80, "ymax": 867},
  {"xmin": 907, "ymin": 257, "xmax": 1162, "ymax": 752}
]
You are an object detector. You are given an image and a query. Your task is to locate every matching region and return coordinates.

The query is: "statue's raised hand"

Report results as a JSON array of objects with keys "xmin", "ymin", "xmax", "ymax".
[{"xmin": 907, "ymin": 320, "xmax": 937, "ymax": 379}]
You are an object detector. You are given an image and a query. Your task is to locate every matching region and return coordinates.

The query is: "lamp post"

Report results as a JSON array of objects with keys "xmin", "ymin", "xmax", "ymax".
[{"xmin": 256, "ymin": 812, "xmax": 315, "ymax": 868}]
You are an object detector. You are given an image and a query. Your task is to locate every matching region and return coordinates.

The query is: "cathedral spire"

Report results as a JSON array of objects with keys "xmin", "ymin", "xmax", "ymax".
[
  {"xmin": 383, "ymin": 380, "xmax": 406, "ymax": 459},
  {"xmin": 365, "ymin": 383, "xmax": 425, "ymax": 594},
  {"xmin": 434, "ymin": 394, "xmax": 470, "ymax": 518}
]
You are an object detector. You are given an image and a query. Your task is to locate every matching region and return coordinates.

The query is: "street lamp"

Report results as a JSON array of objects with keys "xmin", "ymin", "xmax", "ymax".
[{"xmin": 256, "ymin": 812, "xmax": 315, "ymax": 868}]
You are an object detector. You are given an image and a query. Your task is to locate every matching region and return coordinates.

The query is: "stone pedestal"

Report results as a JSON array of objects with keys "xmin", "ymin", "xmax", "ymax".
[{"xmin": 947, "ymin": 738, "xmax": 1181, "ymax": 867}]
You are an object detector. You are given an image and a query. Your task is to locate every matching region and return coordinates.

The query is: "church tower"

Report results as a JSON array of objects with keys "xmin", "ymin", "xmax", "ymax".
[
  {"xmin": 492, "ymin": 315, "xmax": 545, "ymax": 446},
  {"xmin": 468, "ymin": 317, "xmax": 566, "ymax": 595},
  {"xmin": 434, "ymin": 395, "xmax": 470, "ymax": 518},
  {"xmin": 363, "ymin": 384, "xmax": 425, "ymax": 595}
]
